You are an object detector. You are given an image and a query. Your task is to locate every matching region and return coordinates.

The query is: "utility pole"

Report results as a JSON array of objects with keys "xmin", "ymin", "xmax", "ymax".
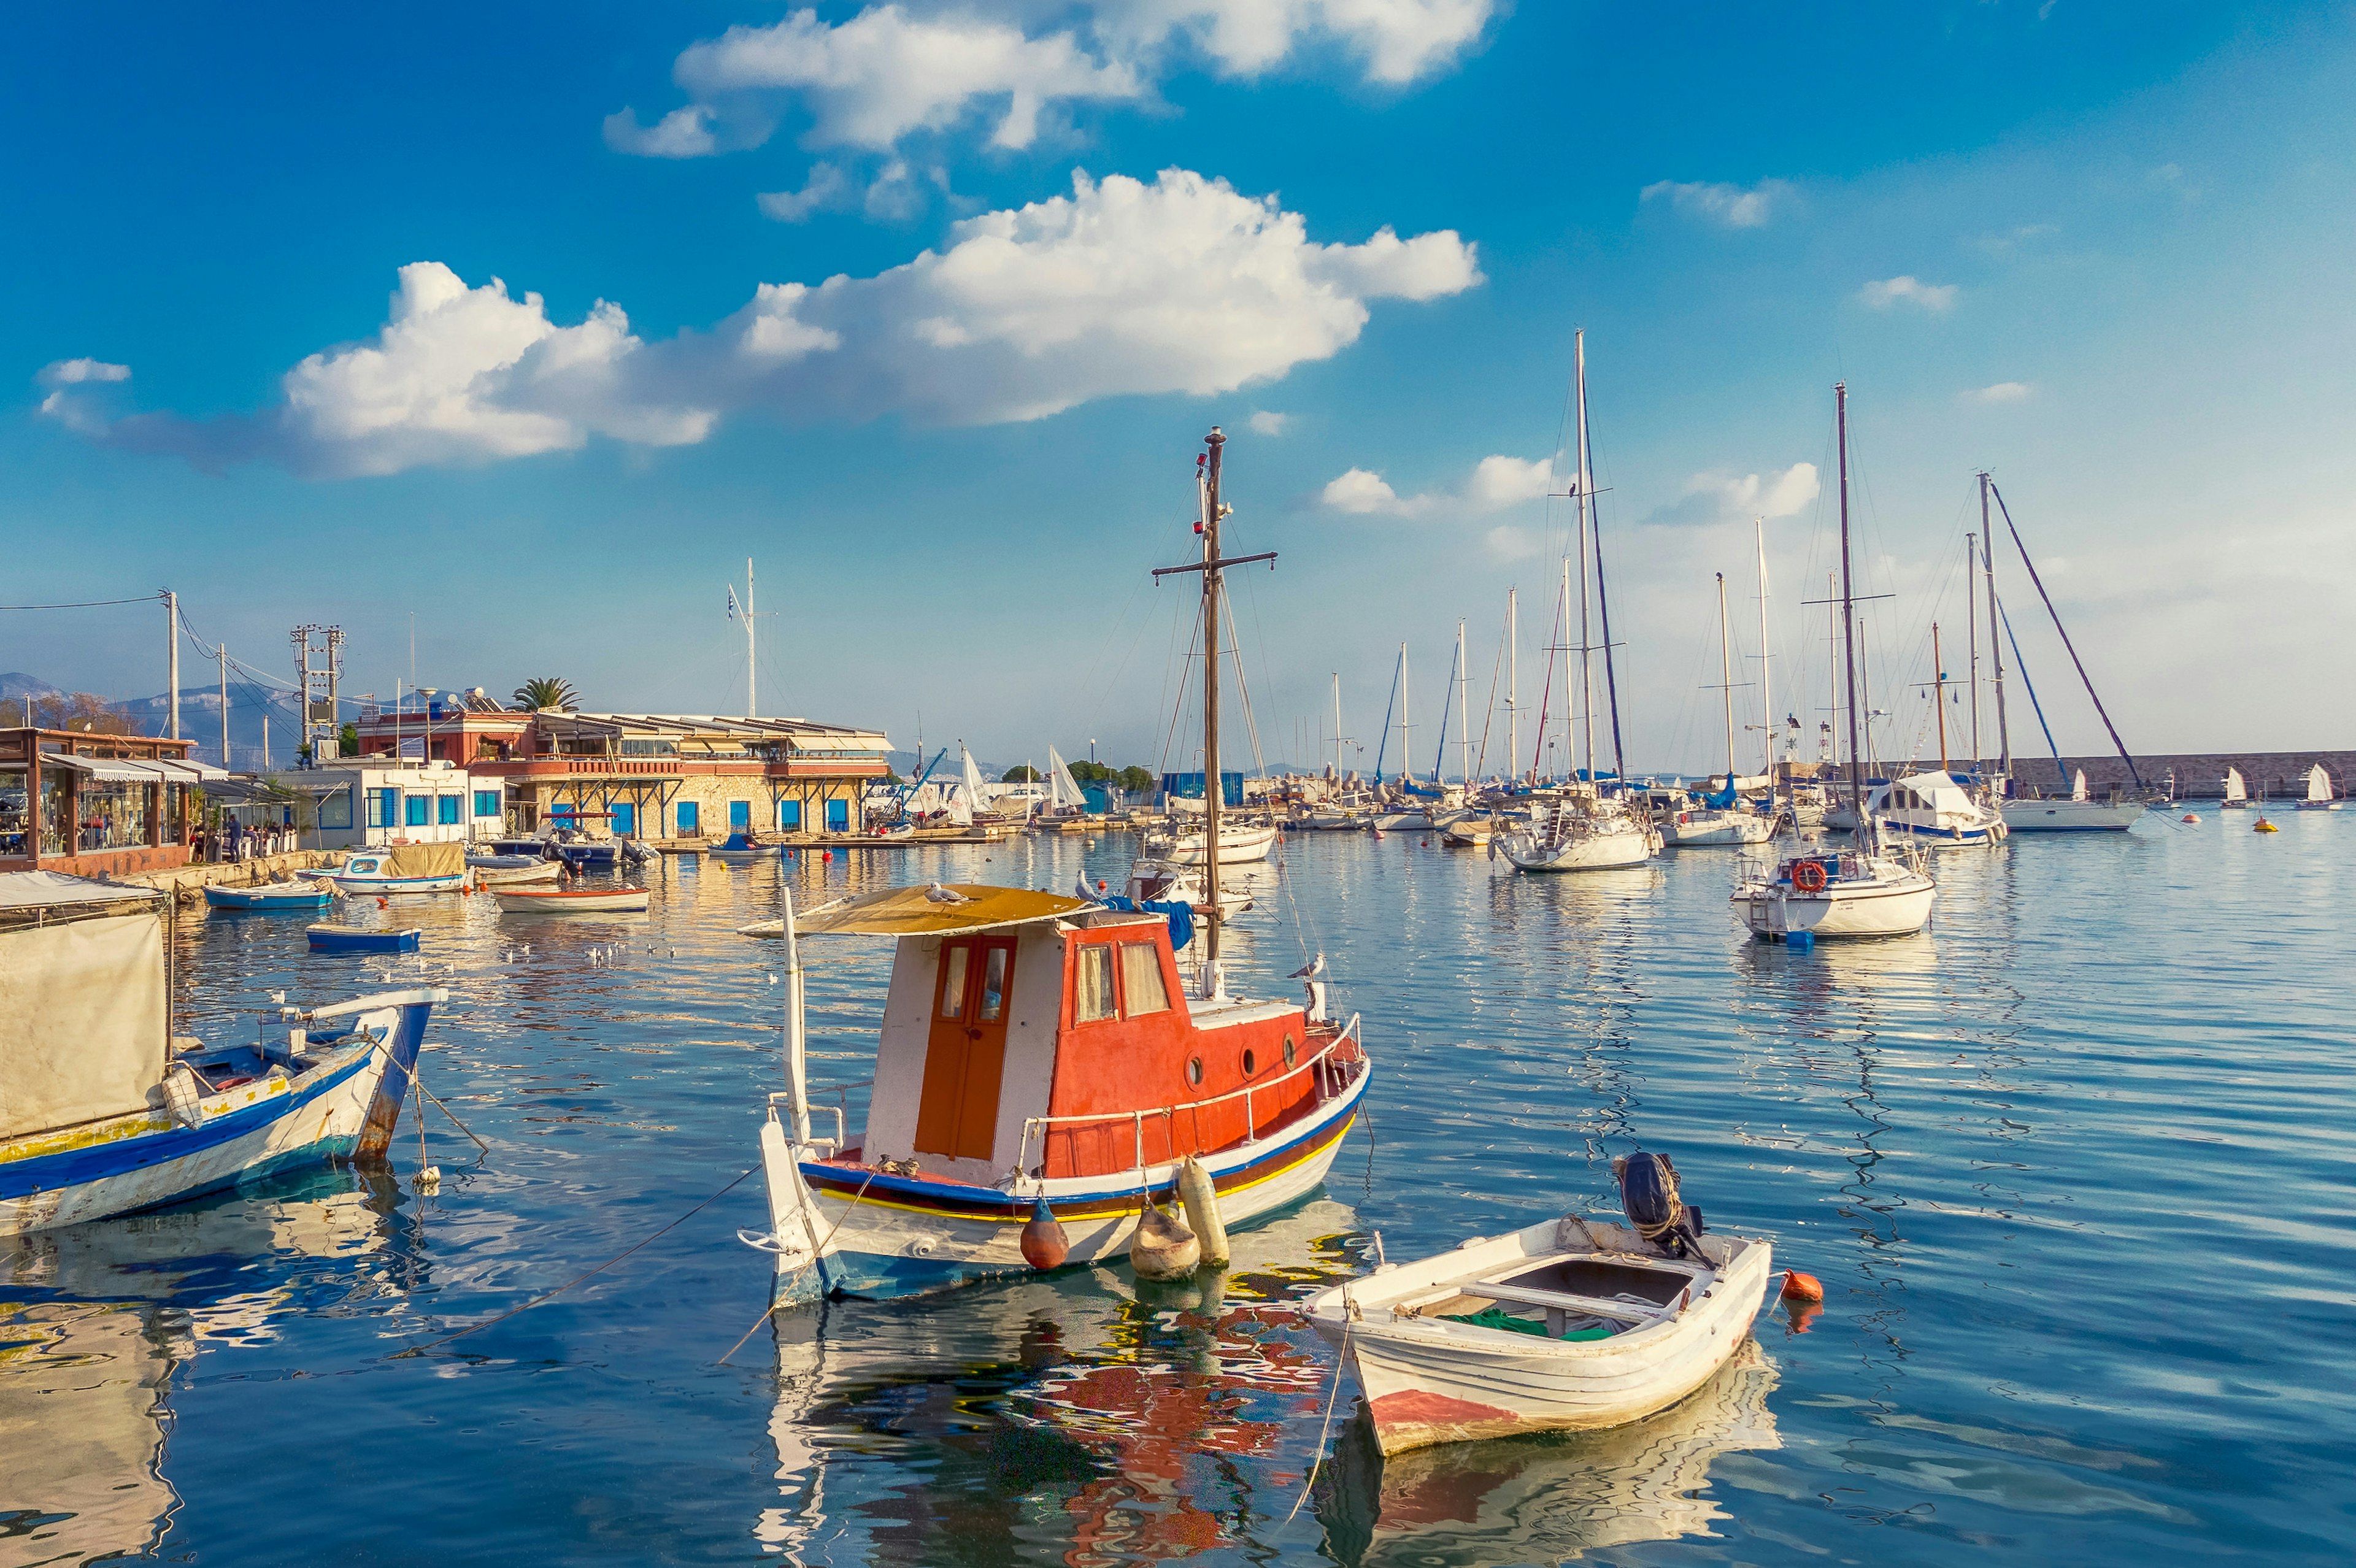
[{"xmin": 164, "ymin": 590, "xmax": 179, "ymax": 741}]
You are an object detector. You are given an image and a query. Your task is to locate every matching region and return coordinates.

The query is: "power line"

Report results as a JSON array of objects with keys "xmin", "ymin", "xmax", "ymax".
[{"xmin": 0, "ymin": 593, "xmax": 164, "ymax": 610}]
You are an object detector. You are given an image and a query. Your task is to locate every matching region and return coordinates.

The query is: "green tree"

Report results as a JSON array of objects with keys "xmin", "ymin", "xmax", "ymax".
[
  {"xmin": 1002, "ymin": 764, "xmax": 1041, "ymax": 783},
  {"xmin": 1117, "ymin": 765, "xmax": 1156, "ymax": 795},
  {"xmin": 512, "ymin": 677, "xmax": 579, "ymax": 711},
  {"xmin": 337, "ymin": 722, "xmax": 360, "ymax": 757},
  {"xmin": 1068, "ymin": 759, "xmax": 1114, "ymax": 786}
]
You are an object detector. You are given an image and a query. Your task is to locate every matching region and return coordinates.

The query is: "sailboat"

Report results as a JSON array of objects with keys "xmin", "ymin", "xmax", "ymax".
[
  {"xmin": 742, "ymin": 428, "xmax": 1372, "ymax": 1304},
  {"xmin": 1498, "ymin": 331, "xmax": 1658, "ymax": 873},
  {"xmin": 1731, "ymin": 383, "xmax": 1935, "ymax": 940},
  {"xmin": 1663, "ymin": 574, "xmax": 1775, "ymax": 848},
  {"xmin": 2221, "ymin": 766, "xmax": 2250, "ymax": 810},
  {"xmin": 2296, "ymin": 764, "xmax": 2341, "ymax": 812}
]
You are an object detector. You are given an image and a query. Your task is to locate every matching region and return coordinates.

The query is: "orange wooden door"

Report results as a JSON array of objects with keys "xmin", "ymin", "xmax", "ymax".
[{"xmin": 913, "ymin": 936, "xmax": 1017, "ymax": 1162}]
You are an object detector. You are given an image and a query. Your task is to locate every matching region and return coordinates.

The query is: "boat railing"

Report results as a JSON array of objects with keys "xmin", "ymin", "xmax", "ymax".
[
  {"xmin": 1013, "ymin": 1012, "xmax": 1366, "ymax": 1180},
  {"xmin": 766, "ymin": 1091, "xmax": 847, "ymax": 1154}
]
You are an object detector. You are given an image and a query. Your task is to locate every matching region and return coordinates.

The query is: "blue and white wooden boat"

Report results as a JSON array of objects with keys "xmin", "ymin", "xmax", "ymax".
[
  {"xmin": 326, "ymin": 841, "xmax": 468, "ymax": 894},
  {"xmin": 0, "ymin": 871, "xmax": 447, "ymax": 1237},
  {"xmin": 709, "ymin": 831, "xmax": 771, "ymax": 861},
  {"xmin": 744, "ymin": 883, "xmax": 1371, "ymax": 1305},
  {"xmin": 202, "ymin": 878, "xmax": 335, "ymax": 911},
  {"xmin": 308, "ymin": 923, "xmax": 422, "ymax": 953}
]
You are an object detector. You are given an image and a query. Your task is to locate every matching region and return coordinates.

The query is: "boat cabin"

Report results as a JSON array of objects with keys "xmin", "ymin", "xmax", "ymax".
[{"xmin": 796, "ymin": 885, "xmax": 1348, "ymax": 1189}]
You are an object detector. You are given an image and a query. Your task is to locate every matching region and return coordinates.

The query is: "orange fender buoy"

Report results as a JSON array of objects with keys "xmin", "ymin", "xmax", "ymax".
[
  {"xmin": 1019, "ymin": 1197, "xmax": 1069, "ymax": 1269},
  {"xmin": 1781, "ymin": 1269, "xmax": 1824, "ymax": 1302},
  {"xmin": 377, "ymin": 897, "xmax": 389, "ymax": 909}
]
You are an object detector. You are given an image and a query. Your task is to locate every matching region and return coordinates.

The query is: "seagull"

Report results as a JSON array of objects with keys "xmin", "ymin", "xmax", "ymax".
[
  {"xmin": 923, "ymin": 883, "xmax": 973, "ymax": 904},
  {"xmin": 1288, "ymin": 952, "xmax": 1326, "ymax": 980},
  {"xmin": 1073, "ymin": 874, "xmax": 1100, "ymax": 902}
]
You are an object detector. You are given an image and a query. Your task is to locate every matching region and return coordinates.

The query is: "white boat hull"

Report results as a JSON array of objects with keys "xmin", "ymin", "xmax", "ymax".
[
  {"xmin": 1151, "ymin": 824, "xmax": 1280, "ymax": 864},
  {"xmin": 492, "ymin": 888, "xmax": 650, "ymax": 913},
  {"xmin": 1498, "ymin": 824, "xmax": 1657, "ymax": 872},
  {"xmin": 2001, "ymin": 798, "xmax": 2148, "ymax": 832},
  {"xmin": 1733, "ymin": 874, "xmax": 1934, "ymax": 939},
  {"xmin": 1660, "ymin": 811, "xmax": 1775, "ymax": 847},
  {"xmin": 1303, "ymin": 1214, "xmax": 1773, "ymax": 1455},
  {"xmin": 758, "ymin": 1056, "xmax": 1369, "ymax": 1305}
]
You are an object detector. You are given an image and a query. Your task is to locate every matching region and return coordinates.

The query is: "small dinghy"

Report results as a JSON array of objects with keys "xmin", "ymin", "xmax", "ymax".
[
  {"xmin": 204, "ymin": 878, "xmax": 335, "ymax": 910},
  {"xmin": 492, "ymin": 885, "xmax": 650, "ymax": 913},
  {"xmin": 308, "ymin": 923, "xmax": 422, "ymax": 953},
  {"xmin": 1302, "ymin": 1153, "xmax": 1773, "ymax": 1455},
  {"xmin": 472, "ymin": 858, "xmax": 562, "ymax": 887},
  {"xmin": 709, "ymin": 831, "xmax": 772, "ymax": 861}
]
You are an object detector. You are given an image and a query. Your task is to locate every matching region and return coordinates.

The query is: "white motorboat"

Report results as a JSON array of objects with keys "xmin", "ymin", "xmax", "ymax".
[
  {"xmin": 1125, "ymin": 856, "xmax": 1253, "ymax": 918},
  {"xmin": 1496, "ymin": 789, "xmax": 1658, "ymax": 872},
  {"xmin": 1866, "ymin": 770, "xmax": 2008, "ymax": 848},
  {"xmin": 2296, "ymin": 763, "xmax": 2341, "ymax": 812},
  {"xmin": 471, "ymin": 858, "xmax": 563, "ymax": 886},
  {"xmin": 491, "ymin": 885, "xmax": 650, "ymax": 913},
  {"xmin": 1732, "ymin": 844, "xmax": 1934, "ymax": 939},
  {"xmin": 2003, "ymin": 769, "xmax": 2147, "ymax": 832},
  {"xmin": 1144, "ymin": 821, "xmax": 1279, "ymax": 864},
  {"xmin": 1660, "ymin": 804, "xmax": 1776, "ymax": 848},
  {"xmin": 1301, "ymin": 1155, "xmax": 1772, "ymax": 1455},
  {"xmin": 325, "ymin": 842, "xmax": 468, "ymax": 895}
]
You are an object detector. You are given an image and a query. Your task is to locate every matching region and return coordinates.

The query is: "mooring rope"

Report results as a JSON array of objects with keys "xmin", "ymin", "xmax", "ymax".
[{"xmin": 387, "ymin": 1166, "xmax": 757, "ymax": 1359}]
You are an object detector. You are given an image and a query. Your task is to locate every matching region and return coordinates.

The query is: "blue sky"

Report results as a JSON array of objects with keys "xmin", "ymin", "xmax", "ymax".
[{"xmin": 5, "ymin": 2, "xmax": 2349, "ymax": 775}]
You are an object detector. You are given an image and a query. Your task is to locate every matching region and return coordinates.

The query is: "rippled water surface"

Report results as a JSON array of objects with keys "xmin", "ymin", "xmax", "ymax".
[{"xmin": 4, "ymin": 815, "xmax": 2352, "ymax": 1566}]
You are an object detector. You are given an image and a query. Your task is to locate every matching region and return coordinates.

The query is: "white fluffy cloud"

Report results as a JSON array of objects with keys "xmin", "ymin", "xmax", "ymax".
[
  {"xmin": 1639, "ymin": 177, "xmax": 1792, "ymax": 229},
  {"xmin": 39, "ymin": 169, "xmax": 1479, "ymax": 473},
  {"xmin": 610, "ymin": 2, "xmax": 1496, "ymax": 169},
  {"xmin": 1644, "ymin": 463, "xmax": 1820, "ymax": 528},
  {"xmin": 1859, "ymin": 275, "xmax": 1959, "ymax": 313},
  {"xmin": 1965, "ymin": 381, "xmax": 2033, "ymax": 404},
  {"xmin": 1248, "ymin": 409, "xmax": 1291, "ymax": 435},
  {"xmin": 1320, "ymin": 450, "xmax": 1549, "ymax": 518}
]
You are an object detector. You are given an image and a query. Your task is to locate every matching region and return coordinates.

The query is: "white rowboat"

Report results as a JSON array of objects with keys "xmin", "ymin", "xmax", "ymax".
[
  {"xmin": 1302, "ymin": 1212, "xmax": 1773, "ymax": 1455},
  {"xmin": 491, "ymin": 886, "xmax": 650, "ymax": 913}
]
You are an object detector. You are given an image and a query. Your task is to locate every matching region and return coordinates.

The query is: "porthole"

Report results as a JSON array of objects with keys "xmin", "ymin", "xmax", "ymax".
[
  {"xmin": 1186, "ymin": 1057, "xmax": 1204, "ymax": 1086},
  {"xmin": 1242, "ymin": 1048, "xmax": 1258, "ymax": 1076},
  {"xmin": 1282, "ymin": 1035, "xmax": 1298, "ymax": 1069}
]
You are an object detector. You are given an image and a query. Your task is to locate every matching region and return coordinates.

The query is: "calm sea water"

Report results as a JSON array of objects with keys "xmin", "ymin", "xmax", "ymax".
[{"xmin": 4, "ymin": 814, "xmax": 2352, "ymax": 1566}]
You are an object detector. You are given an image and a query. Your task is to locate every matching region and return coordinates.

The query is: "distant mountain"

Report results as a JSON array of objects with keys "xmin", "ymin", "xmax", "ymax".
[
  {"xmin": 5, "ymin": 671, "xmax": 363, "ymax": 770},
  {"xmin": 0, "ymin": 672, "xmax": 64, "ymax": 702}
]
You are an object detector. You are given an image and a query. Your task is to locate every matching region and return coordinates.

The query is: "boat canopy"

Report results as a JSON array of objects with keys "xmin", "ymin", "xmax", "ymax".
[
  {"xmin": 1, "ymin": 873, "xmax": 167, "ymax": 1141},
  {"xmin": 375, "ymin": 842, "xmax": 465, "ymax": 877},
  {"xmin": 796, "ymin": 883, "xmax": 1093, "ymax": 939}
]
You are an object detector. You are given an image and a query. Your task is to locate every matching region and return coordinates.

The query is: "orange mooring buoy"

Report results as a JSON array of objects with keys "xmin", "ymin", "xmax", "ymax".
[
  {"xmin": 821, "ymin": 850, "xmax": 833, "ymax": 861},
  {"xmin": 1781, "ymin": 1269, "xmax": 1825, "ymax": 1303},
  {"xmin": 1019, "ymin": 1197, "xmax": 1070, "ymax": 1269}
]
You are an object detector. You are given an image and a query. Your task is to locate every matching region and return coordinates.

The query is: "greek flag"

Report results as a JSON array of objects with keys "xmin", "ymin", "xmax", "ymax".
[{"xmin": 726, "ymin": 585, "xmax": 741, "ymax": 621}]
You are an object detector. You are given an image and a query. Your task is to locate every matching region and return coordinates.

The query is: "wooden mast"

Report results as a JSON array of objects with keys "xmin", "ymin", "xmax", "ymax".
[{"xmin": 1201, "ymin": 427, "xmax": 1224, "ymax": 970}]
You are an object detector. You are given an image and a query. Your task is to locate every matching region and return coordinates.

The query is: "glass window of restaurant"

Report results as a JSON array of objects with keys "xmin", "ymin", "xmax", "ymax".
[
  {"xmin": 0, "ymin": 770, "xmax": 27, "ymax": 858},
  {"xmin": 39, "ymin": 769, "xmax": 71, "ymax": 857},
  {"xmin": 79, "ymin": 778, "xmax": 151, "ymax": 851}
]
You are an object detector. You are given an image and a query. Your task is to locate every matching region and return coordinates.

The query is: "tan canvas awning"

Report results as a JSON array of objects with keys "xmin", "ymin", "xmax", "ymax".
[{"xmin": 779, "ymin": 883, "xmax": 1090, "ymax": 939}]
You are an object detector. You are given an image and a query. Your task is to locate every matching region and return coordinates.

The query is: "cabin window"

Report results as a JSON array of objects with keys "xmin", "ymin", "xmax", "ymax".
[
  {"xmin": 405, "ymin": 794, "xmax": 430, "ymax": 827},
  {"xmin": 1186, "ymin": 1057, "xmax": 1204, "ymax": 1087},
  {"xmin": 1282, "ymin": 1035, "xmax": 1297, "ymax": 1070},
  {"xmin": 1118, "ymin": 944, "xmax": 1168, "ymax": 1017},
  {"xmin": 1242, "ymin": 1047, "xmax": 1258, "ymax": 1076},
  {"xmin": 937, "ymin": 947, "xmax": 969, "ymax": 1018},
  {"xmin": 1076, "ymin": 945, "xmax": 1117, "ymax": 1022},
  {"xmin": 979, "ymin": 947, "xmax": 1009, "ymax": 1021}
]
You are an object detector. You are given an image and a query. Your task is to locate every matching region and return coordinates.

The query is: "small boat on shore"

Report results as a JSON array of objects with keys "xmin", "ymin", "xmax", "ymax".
[
  {"xmin": 326, "ymin": 842, "xmax": 468, "ymax": 896},
  {"xmin": 1301, "ymin": 1153, "xmax": 1773, "ymax": 1455},
  {"xmin": 203, "ymin": 879, "xmax": 334, "ymax": 910},
  {"xmin": 307, "ymin": 924, "xmax": 421, "ymax": 953},
  {"xmin": 492, "ymin": 885, "xmax": 650, "ymax": 913},
  {"xmin": 710, "ymin": 831, "xmax": 772, "ymax": 861}
]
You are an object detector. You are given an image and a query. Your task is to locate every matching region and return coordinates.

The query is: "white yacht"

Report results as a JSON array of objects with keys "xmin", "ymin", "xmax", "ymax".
[
  {"xmin": 2002, "ymin": 769, "xmax": 2147, "ymax": 832},
  {"xmin": 1867, "ymin": 770, "xmax": 2009, "ymax": 848},
  {"xmin": 1497, "ymin": 788, "xmax": 1659, "ymax": 872}
]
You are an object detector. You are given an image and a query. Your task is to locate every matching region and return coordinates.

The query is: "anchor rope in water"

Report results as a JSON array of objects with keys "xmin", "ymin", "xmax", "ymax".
[
  {"xmin": 387, "ymin": 1166, "xmax": 757, "ymax": 1359},
  {"xmin": 1286, "ymin": 1284, "xmax": 1355, "ymax": 1523}
]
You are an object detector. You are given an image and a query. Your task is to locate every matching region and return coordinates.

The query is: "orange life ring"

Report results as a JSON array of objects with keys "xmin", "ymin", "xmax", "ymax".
[{"xmin": 1792, "ymin": 859, "xmax": 1828, "ymax": 894}]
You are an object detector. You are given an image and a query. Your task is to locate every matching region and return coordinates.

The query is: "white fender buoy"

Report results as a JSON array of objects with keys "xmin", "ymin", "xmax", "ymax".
[
  {"xmin": 1176, "ymin": 1156, "xmax": 1230, "ymax": 1268},
  {"xmin": 1129, "ymin": 1200, "xmax": 1200, "ymax": 1281}
]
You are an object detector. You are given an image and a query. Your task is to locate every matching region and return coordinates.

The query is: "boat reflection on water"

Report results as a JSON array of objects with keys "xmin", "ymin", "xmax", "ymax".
[
  {"xmin": 758, "ymin": 1198, "xmax": 1360, "ymax": 1563},
  {"xmin": 1315, "ymin": 1337, "xmax": 1780, "ymax": 1567},
  {"xmin": 0, "ymin": 1169, "xmax": 403, "ymax": 1564}
]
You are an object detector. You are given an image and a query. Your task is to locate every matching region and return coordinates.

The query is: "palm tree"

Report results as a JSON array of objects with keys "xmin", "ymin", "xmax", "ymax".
[{"xmin": 512, "ymin": 677, "xmax": 579, "ymax": 712}]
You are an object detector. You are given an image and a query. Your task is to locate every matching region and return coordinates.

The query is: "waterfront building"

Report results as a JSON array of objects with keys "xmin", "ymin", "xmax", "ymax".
[
  {"xmin": 352, "ymin": 688, "xmax": 532, "ymax": 766},
  {"xmin": 476, "ymin": 711, "xmax": 891, "ymax": 840},
  {"xmin": 260, "ymin": 759, "xmax": 490, "ymax": 850},
  {"xmin": 0, "ymin": 726, "xmax": 217, "ymax": 877}
]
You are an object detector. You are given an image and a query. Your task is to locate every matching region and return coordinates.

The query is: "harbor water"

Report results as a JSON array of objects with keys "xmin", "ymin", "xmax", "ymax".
[{"xmin": 3, "ymin": 816, "xmax": 2351, "ymax": 1565}]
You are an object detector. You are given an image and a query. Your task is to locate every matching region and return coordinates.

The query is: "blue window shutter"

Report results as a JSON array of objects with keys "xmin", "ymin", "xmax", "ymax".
[
  {"xmin": 439, "ymin": 796, "xmax": 461, "ymax": 825},
  {"xmin": 612, "ymin": 802, "xmax": 634, "ymax": 836},
  {"xmin": 677, "ymin": 801, "xmax": 699, "ymax": 834},
  {"xmin": 729, "ymin": 800, "xmax": 750, "ymax": 830},
  {"xmin": 826, "ymin": 797, "xmax": 849, "ymax": 832},
  {"xmin": 778, "ymin": 800, "xmax": 801, "ymax": 829}
]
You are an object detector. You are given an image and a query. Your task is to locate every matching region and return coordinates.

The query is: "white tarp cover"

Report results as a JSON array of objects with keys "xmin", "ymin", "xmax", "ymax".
[
  {"xmin": 0, "ymin": 872, "xmax": 165, "ymax": 910},
  {"xmin": 0, "ymin": 912, "xmax": 167, "ymax": 1140}
]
